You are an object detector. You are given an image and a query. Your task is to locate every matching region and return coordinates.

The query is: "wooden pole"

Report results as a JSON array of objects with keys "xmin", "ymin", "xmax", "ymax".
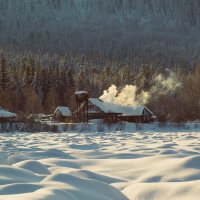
[{"xmin": 86, "ymin": 100, "xmax": 88, "ymax": 123}]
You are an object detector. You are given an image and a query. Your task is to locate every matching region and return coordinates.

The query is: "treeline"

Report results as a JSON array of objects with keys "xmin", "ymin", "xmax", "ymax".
[
  {"xmin": 1, "ymin": 0, "xmax": 200, "ymax": 65},
  {"xmin": 0, "ymin": 51, "xmax": 199, "ymax": 122}
]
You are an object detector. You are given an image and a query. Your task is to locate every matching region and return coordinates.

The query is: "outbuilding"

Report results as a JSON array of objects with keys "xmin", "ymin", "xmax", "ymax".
[{"xmin": 54, "ymin": 106, "xmax": 72, "ymax": 122}]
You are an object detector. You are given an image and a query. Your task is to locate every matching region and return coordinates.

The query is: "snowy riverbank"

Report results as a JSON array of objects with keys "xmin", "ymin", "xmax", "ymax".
[{"xmin": 0, "ymin": 120, "xmax": 200, "ymax": 133}]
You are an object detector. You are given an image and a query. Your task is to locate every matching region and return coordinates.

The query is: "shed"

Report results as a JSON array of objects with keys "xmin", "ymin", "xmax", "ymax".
[{"xmin": 54, "ymin": 106, "xmax": 72, "ymax": 122}]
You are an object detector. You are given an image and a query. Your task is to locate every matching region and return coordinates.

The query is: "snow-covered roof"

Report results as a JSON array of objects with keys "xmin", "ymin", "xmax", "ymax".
[
  {"xmin": 27, "ymin": 113, "xmax": 51, "ymax": 120},
  {"xmin": 75, "ymin": 91, "xmax": 88, "ymax": 95},
  {"xmin": 54, "ymin": 106, "xmax": 72, "ymax": 117},
  {"xmin": 151, "ymin": 115, "xmax": 157, "ymax": 119},
  {"xmin": 89, "ymin": 98, "xmax": 153, "ymax": 116},
  {"xmin": 0, "ymin": 108, "xmax": 17, "ymax": 118}
]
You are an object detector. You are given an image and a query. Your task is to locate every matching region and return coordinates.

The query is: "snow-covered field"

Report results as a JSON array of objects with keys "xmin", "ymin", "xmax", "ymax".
[{"xmin": 0, "ymin": 128, "xmax": 200, "ymax": 200}]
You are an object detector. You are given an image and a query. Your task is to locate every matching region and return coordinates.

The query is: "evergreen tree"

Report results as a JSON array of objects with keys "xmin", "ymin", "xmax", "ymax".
[{"xmin": 0, "ymin": 56, "xmax": 9, "ymax": 90}]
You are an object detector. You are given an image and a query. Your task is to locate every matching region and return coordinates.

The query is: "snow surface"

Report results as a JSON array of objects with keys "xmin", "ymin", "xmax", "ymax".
[{"xmin": 0, "ymin": 127, "xmax": 200, "ymax": 199}]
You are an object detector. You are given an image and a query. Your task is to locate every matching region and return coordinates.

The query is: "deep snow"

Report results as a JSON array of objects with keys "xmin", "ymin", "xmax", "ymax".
[{"xmin": 0, "ymin": 128, "xmax": 200, "ymax": 199}]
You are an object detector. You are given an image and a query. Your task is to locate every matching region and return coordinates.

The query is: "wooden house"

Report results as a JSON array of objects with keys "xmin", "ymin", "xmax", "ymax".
[
  {"xmin": 54, "ymin": 106, "xmax": 72, "ymax": 122},
  {"xmin": 0, "ymin": 107, "xmax": 17, "ymax": 122},
  {"xmin": 75, "ymin": 98, "xmax": 156, "ymax": 123}
]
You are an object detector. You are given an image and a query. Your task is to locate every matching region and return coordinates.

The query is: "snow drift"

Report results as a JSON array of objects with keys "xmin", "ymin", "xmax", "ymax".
[{"xmin": 0, "ymin": 129, "xmax": 200, "ymax": 199}]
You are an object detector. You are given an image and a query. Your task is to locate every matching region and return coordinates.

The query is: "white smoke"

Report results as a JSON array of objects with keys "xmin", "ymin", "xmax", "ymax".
[
  {"xmin": 152, "ymin": 72, "xmax": 182, "ymax": 95},
  {"xmin": 100, "ymin": 84, "xmax": 149, "ymax": 106},
  {"xmin": 100, "ymin": 85, "xmax": 118, "ymax": 103},
  {"xmin": 99, "ymin": 71, "xmax": 182, "ymax": 106}
]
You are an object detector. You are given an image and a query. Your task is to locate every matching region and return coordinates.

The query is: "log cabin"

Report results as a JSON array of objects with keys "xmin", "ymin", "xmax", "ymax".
[{"xmin": 75, "ymin": 98, "xmax": 156, "ymax": 123}]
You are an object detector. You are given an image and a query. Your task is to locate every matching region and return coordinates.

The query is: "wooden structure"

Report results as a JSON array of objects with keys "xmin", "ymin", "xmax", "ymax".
[
  {"xmin": 75, "ymin": 91, "xmax": 89, "ymax": 123},
  {"xmin": 27, "ymin": 114, "xmax": 53, "ymax": 123},
  {"xmin": 54, "ymin": 106, "xmax": 72, "ymax": 122},
  {"xmin": 75, "ymin": 98, "xmax": 156, "ymax": 123}
]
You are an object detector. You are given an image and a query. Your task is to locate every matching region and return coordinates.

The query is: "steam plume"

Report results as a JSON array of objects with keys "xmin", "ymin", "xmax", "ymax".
[
  {"xmin": 152, "ymin": 72, "xmax": 182, "ymax": 95},
  {"xmin": 99, "ymin": 71, "xmax": 182, "ymax": 106},
  {"xmin": 100, "ymin": 85, "xmax": 149, "ymax": 106}
]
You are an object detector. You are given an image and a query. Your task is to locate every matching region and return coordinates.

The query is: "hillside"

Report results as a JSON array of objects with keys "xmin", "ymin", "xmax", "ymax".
[
  {"xmin": 0, "ymin": 0, "xmax": 200, "ymax": 63},
  {"xmin": 0, "ymin": 1, "xmax": 200, "ymax": 122}
]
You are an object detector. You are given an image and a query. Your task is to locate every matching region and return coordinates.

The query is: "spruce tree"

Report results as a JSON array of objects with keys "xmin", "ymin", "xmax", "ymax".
[{"xmin": 0, "ymin": 56, "xmax": 9, "ymax": 90}]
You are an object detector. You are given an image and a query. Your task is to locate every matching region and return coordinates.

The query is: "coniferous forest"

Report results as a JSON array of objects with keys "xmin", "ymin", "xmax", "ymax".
[{"xmin": 0, "ymin": 0, "xmax": 200, "ymax": 122}]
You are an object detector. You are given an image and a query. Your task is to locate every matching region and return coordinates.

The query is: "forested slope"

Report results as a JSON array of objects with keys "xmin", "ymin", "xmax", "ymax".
[
  {"xmin": 0, "ymin": 0, "xmax": 200, "ymax": 64},
  {"xmin": 0, "ymin": 0, "xmax": 200, "ymax": 122}
]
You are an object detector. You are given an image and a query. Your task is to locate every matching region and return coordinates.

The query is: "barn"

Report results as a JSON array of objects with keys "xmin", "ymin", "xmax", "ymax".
[
  {"xmin": 0, "ymin": 107, "xmax": 17, "ymax": 122},
  {"xmin": 76, "ymin": 98, "xmax": 155, "ymax": 123},
  {"xmin": 54, "ymin": 106, "xmax": 72, "ymax": 122}
]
